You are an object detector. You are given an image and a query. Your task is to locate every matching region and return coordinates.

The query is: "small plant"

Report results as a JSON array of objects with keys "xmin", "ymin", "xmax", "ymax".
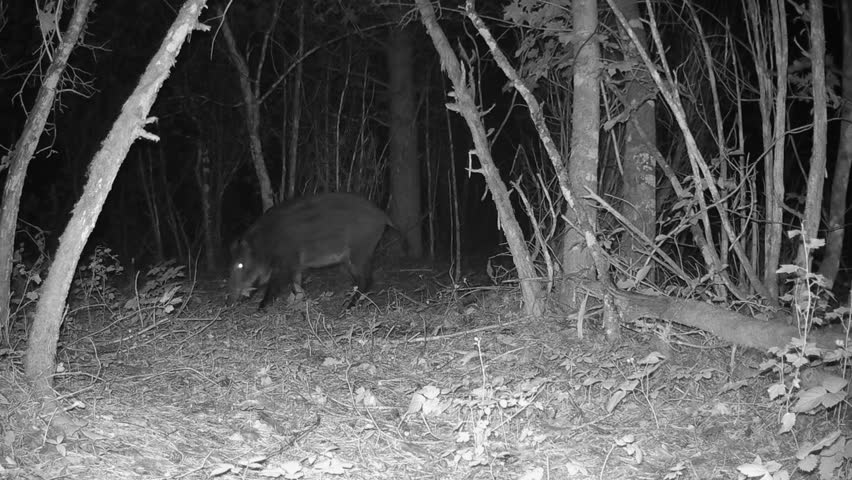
[
  {"xmin": 10, "ymin": 245, "xmax": 44, "ymax": 308},
  {"xmin": 9, "ymin": 222, "xmax": 51, "ymax": 309},
  {"xmin": 750, "ymin": 230, "xmax": 852, "ymax": 479},
  {"xmin": 123, "ymin": 260, "xmax": 186, "ymax": 324},
  {"xmin": 72, "ymin": 246, "xmax": 124, "ymax": 308},
  {"xmin": 6, "ymin": 223, "xmax": 51, "ymax": 340}
]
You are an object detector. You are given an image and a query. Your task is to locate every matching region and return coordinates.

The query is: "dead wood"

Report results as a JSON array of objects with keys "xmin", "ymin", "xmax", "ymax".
[{"xmin": 579, "ymin": 281, "xmax": 845, "ymax": 351}]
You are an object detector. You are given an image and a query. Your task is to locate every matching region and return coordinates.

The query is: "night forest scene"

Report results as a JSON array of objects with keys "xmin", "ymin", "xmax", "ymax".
[{"xmin": 1, "ymin": 0, "xmax": 852, "ymax": 478}]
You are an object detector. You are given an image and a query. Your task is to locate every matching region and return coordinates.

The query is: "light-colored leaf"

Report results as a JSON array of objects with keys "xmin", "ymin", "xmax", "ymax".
[
  {"xmin": 819, "ymin": 375, "xmax": 848, "ymax": 393},
  {"xmin": 637, "ymin": 351, "xmax": 665, "ymax": 365},
  {"xmin": 796, "ymin": 454, "xmax": 818, "ymax": 472},
  {"xmin": 779, "ymin": 412, "xmax": 796, "ymax": 433},
  {"xmin": 606, "ymin": 390, "xmax": 627, "ymax": 413},
  {"xmin": 736, "ymin": 462, "xmax": 770, "ymax": 477},
  {"xmin": 564, "ymin": 460, "xmax": 589, "ymax": 475},
  {"xmin": 517, "ymin": 466, "xmax": 544, "ymax": 480},
  {"xmin": 210, "ymin": 464, "xmax": 235, "ymax": 476},
  {"xmin": 767, "ymin": 383, "xmax": 787, "ymax": 400},
  {"xmin": 406, "ymin": 393, "xmax": 426, "ymax": 415},
  {"xmin": 792, "ymin": 387, "xmax": 827, "ymax": 412}
]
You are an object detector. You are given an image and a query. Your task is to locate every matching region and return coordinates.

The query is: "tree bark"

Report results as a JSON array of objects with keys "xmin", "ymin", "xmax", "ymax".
[
  {"xmin": 562, "ymin": 0, "xmax": 601, "ymax": 305},
  {"xmin": 195, "ymin": 142, "xmax": 217, "ymax": 271},
  {"xmin": 24, "ymin": 0, "xmax": 208, "ymax": 399},
  {"xmin": 767, "ymin": 0, "xmax": 788, "ymax": 299},
  {"xmin": 387, "ymin": 8, "xmax": 423, "ymax": 257},
  {"xmin": 415, "ymin": 0, "xmax": 543, "ymax": 315},
  {"xmin": 219, "ymin": 12, "xmax": 275, "ymax": 211},
  {"xmin": 612, "ymin": 0, "xmax": 656, "ymax": 276},
  {"xmin": 745, "ymin": 0, "xmax": 787, "ymax": 300},
  {"xmin": 286, "ymin": 0, "xmax": 304, "ymax": 200},
  {"xmin": 819, "ymin": 0, "xmax": 852, "ymax": 288},
  {"xmin": 0, "ymin": 0, "xmax": 95, "ymax": 342},
  {"xmin": 800, "ymin": 0, "xmax": 827, "ymax": 268}
]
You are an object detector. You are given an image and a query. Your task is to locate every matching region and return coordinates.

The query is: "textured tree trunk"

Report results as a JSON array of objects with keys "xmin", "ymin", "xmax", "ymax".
[
  {"xmin": 387, "ymin": 9, "xmax": 423, "ymax": 257},
  {"xmin": 819, "ymin": 0, "xmax": 852, "ymax": 288},
  {"xmin": 613, "ymin": 0, "xmax": 656, "ymax": 276},
  {"xmin": 24, "ymin": 0, "xmax": 207, "ymax": 401},
  {"xmin": 800, "ymin": 0, "xmax": 828, "ymax": 269},
  {"xmin": 561, "ymin": 0, "xmax": 601, "ymax": 305},
  {"xmin": 416, "ymin": 0, "xmax": 543, "ymax": 315},
  {"xmin": 746, "ymin": 0, "xmax": 787, "ymax": 300},
  {"xmin": 0, "ymin": 0, "xmax": 95, "ymax": 342},
  {"xmin": 286, "ymin": 0, "xmax": 304, "ymax": 200},
  {"xmin": 195, "ymin": 143, "xmax": 217, "ymax": 271}
]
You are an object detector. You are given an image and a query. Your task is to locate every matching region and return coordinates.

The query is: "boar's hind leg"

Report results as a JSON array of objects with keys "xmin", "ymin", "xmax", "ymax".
[{"xmin": 346, "ymin": 252, "xmax": 374, "ymax": 293}]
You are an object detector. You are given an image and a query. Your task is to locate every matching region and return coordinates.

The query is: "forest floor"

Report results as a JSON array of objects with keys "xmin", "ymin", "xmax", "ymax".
[{"xmin": 1, "ymin": 259, "xmax": 848, "ymax": 479}]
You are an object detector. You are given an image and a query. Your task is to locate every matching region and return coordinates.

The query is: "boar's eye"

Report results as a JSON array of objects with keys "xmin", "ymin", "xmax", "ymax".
[{"xmin": 235, "ymin": 262, "xmax": 244, "ymax": 270}]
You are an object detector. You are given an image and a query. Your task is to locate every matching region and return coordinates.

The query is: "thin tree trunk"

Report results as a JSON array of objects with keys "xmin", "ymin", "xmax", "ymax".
[
  {"xmin": 195, "ymin": 142, "xmax": 217, "ymax": 270},
  {"xmin": 287, "ymin": 0, "xmax": 304, "ymax": 200},
  {"xmin": 440, "ymin": 72, "xmax": 462, "ymax": 278},
  {"xmin": 140, "ymin": 150, "xmax": 164, "ymax": 262},
  {"xmin": 820, "ymin": 0, "xmax": 852, "ymax": 288},
  {"xmin": 745, "ymin": 0, "xmax": 787, "ymax": 300},
  {"xmin": 0, "ymin": 0, "xmax": 95, "ymax": 342},
  {"xmin": 387, "ymin": 9, "xmax": 423, "ymax": 257},
  {"xmin": 416, "ymin": 0, "xmax": 543, "ymax": 315},
  {"xmin": 800, "ymin": 0, "xmax": 828, "ymax": 269},
  {"xmin": 219, "ymin": 12, "xmax": 274, "ymax": 211},
  {"xmin": 612, "ymin": 0, "xmax": 656, "ymax": 277},
  {"xmin": 562, "ymin": 0, "xmax": 601, "ymax": 302},
  {"xmin": 159, "ymin": 146, "xmax": 188, "ymax": 263},
  {"xmin": 25, "ymin": 0, "xmax": 207, "ymax": 402}
]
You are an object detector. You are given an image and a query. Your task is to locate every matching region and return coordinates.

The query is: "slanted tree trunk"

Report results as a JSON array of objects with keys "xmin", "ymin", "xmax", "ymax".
[
  {"xmin": 562, "ymin": 0, "xmax": 601, "ymax": 305},
  {"xmin": 0, "ymin": 0, "xmax": 95, "ymax": 342},
  {"xmin": 819, "ymin": 0, "xmax": 852, "ymax": 288},
  {"xmin": 612, "ymin": 0, "xmax": 656, "ymax": 277},
  {"xmin": 387, "ymin": 8, "xmax": 423, "ymax": 257},
  {"xmin": 24, "ymin": 0, "xmax": 207, "ymax": 403},
  {"xmin": 219, "ymin": 10, "xmax": 275, "ymax": 211},
  {"xmin": 800, "ymin": 0, "xmax": 827, "ymax": 268},
  {"xmin": 416, "ymin": 0, "xmax": 543, "ymax": 315}
]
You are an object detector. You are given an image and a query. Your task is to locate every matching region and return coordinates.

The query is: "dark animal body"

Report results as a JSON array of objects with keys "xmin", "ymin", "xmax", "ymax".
[{"xmin": 226, "ymin": 193, "xmax": 391, "ymax": 309}]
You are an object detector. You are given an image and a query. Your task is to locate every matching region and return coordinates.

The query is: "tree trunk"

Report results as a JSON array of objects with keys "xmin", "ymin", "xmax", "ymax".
[
  {"xmin": 613, "ymin": 0, "xmax": 656, "ymax": 277},
  {"xmin": 745, "ymin": 0, "xmax": 787, "ymax": 300},
  {"xmin": 139, "ymin": 150, "xmax": 165, "ymax": 262},
  {"xmin": 286, "ymin": 0, "xmax": 304, "ymax": 200},
  {"xmin": 562, "ymin": 0, "xmax": 601, "ymax": 305},
  {"xmin": 24, "ymin": 0, "xmax": 207, "ymax": 400},
  {"xmin": 195, "ymin": 142, "xmax": 217, "ymax": 271},
  {"xmin": 219, "ymin": 12, "xmax": 275, "ymax": 211},
  {"xmin": 767, "ymin": 0, "xmax": 788, "ymax": 299},
  {"xmin": 387, "ymin": 8, "xmax": 423, "ymax": 257},
  {"xmin": 800, "ymin": 0, "xmax": 827, "ymax": 268},
  {"xmin": 0, "ymin": 0, "xmax": 95, "ymax": 342},
  {"xmin": 819, "ymin": 0, "xmax": 852, "ymax": 288},
  {"xmin": 160, "ymin": 146, "xmax": 188, "ymax": 262},
  {"xmin": 416, "ymin": 0, "xmax": 543, "ymax": 316}
]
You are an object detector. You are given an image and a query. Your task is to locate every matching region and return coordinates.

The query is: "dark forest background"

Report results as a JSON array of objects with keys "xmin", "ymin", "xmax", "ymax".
[{"xmin": 1, "ymin": 0, "xmax": 849, "ymax": 298}]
